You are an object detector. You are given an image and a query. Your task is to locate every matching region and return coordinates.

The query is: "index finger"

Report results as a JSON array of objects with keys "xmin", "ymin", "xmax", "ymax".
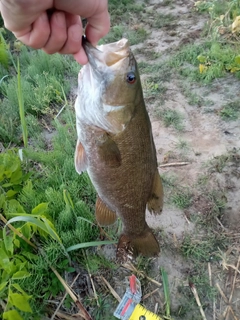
[
  {"xmin": 85, "ymin": 9, "xmax": 110, "ymax": 46},
  {"xmin": 55, "ymin": 0, "xmax": 110, "ymax": 44}
]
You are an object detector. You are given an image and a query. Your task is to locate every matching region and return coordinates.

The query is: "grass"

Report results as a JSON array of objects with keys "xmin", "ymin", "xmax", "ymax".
[
  {"xmin": 220, "ymin": 100, "xmax": 240, "ymax": 120},
  {"xmin": 170, "ymin": 189, "xmax": 192, "ymax": 209},
  {"xmin": 156, "ymin": 108, "xmax": 184, "ymax": 131},
  {"xmin": 169, "ymin": 40, "xmax": 240, "ymax": 83},
  {"xmin": 1, "ymin": 1, "xmax": 240, "ymax": 319},
  {"xmin": 151, "ymin": 12, "xmax": 176, "ymax": 29},
  {"xmin": 0, "ymin": 46, "xmax": 79, "ymax": 145}
]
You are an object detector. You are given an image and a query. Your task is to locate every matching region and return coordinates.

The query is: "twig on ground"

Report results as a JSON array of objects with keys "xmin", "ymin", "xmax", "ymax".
[
  {"xmin": 184, "ymin": 214, "xmax": 191, "ymax": 225},
  {"xmin": 51, "ymin": 273, "xmax": 81, "ymax": 320},
  {"xmin": 189, "ymin": 283, "xmax": 207, "ymax": 320},
  {"xmin": 51, "ymin": 267, "xmax": 93, "ymax": 320},
  {"xmin": 123, "ymin": 262, "xmax": 162, "ymax": 287},
  {"xmin": 208, "ymin": 262, "xmax": 216, "ymax": 320},
  {"xmin": 159, "ymin": 162, "xmax": 189, "ymax": 168},
  {"xmin": 216, "ymin": 282, "xmax": 238, "ymax": 320},
  {"xmin": 55, "ymin": 311, "xmax": 84, "ymax": 320},
  {"xmin": 215, "ymin": 217, "xmax": 226, "ymax": 229},
  {"xmin": 55, "ymin": 104, "xmax": 67, "ymax": 119},
  {"xmin": 216, "ymin": 283, "xmax": 229, "ymax": 304},
  {"xmin": 101, "ymin": 276, "xmax": 121, "ymax": 302},
  {"xmin": 225, "ymin": 254, "xmax": 240, "ymax": 320},
  {"xmin": 97, "ymin": 224, "xmax": 116, "ymax": 244},
  {"xmin": 42, "ymin": 118, "xmax": 52, "ymax": 132},
  {"xmin": 229, "ymin": 307, "xmax": 239, "ymax": 320},
  {"xmin": 84, "ymin": 254, "xmax": 99, "ymax": 307},
  {"xmin": 229, "ymin": 255, "xmax": 240, "ymax": 303},
  {"xmin": 143, "ymin": 288, "xmax": 159, "ymax": 300}
]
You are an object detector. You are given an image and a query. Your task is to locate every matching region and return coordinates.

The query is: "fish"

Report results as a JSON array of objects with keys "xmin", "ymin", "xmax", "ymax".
[{"xmin": 74, "ymin": 37, "xmax": 164, "ymax": 260}]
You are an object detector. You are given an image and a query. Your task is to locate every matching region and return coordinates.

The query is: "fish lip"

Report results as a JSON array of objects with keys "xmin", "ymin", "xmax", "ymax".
[{"xmin": 82, "ymin": 36, "xmax": 104, "ymax": 76}]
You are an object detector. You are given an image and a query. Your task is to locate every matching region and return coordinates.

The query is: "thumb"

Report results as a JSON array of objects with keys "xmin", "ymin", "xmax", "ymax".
[{"xmin": 85, "ymin": 10, "xmax": 110, "ymax": 46}]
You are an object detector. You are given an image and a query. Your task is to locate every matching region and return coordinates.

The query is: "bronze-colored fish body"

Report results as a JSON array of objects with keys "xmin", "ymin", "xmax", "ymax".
[{"xmin": 75, "ymin": 38, "xmax": 163, "ymax": 259}]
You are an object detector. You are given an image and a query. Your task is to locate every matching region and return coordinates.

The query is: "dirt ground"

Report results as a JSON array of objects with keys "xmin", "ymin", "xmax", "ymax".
[{"xmin": 98, "ymin": 1, "xmax": 240, "ymax": 320}]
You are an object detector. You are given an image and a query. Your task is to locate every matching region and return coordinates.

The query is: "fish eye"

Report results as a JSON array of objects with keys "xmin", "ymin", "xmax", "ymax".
[{"xmin": 126, "ymin": 72, "xmax": 136, "ymax": 84}]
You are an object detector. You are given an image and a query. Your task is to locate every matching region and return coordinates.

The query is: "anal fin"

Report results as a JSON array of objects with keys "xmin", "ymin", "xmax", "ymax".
[
  {"xmin": 75, "ymin": 140, "xmax": 88, "ymax": 174},
  {"xmin": 147, "ymin": 170, "xmax": 164, "ymax": 215},
  {"xmin": 95, "ymin": 196, "xmax": 117, "ymax": 226}
]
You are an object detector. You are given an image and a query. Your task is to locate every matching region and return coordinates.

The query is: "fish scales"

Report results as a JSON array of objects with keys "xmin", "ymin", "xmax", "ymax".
[{"xmin": 75, "ymin": 38, "xmax": 163, "ymax": 260}]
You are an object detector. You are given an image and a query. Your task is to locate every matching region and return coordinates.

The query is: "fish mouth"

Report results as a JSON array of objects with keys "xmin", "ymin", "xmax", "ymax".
[{"xmin": 82, "ymin": 36, "xmax": 130, "ymax": 73}]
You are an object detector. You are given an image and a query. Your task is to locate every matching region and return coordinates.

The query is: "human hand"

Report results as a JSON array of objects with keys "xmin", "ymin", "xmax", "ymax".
[{"xmin": 0, "ymin": 0, "xmax": 110, "ymax": 64}]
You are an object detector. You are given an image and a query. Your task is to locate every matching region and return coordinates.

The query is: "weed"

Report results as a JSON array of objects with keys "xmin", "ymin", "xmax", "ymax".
[
  {"xmin": 175, "ymin": 139, "xmax": 190, "ymax": 153},
  {"xmin": 102, "ymin": 25, "xmax": 148, "ymax": 45},
  {"xmin": 101, "ymin": 25, "xmax": 125, "ymax": 43},
  {"xmin": 181, "ymin": 85, "xmax": 204, "ymax": 106},
  {"xmin": 160, "ymin": 172, "xmax": 178, "ymax": 189},
  {"xmin": 208, "ymin": 154, "xmax": 231, "ymax": 173},
  {"xmin": 181, "ymin": 231, "xmax": 227, "ymax": 262},
  {"xmin": 142, "ymin": 77, "xmax": 166, "ymax": 99},
  {"xmin": 138, "ymin": 61, "xmax": 172, "ymax": 81},
  {"xmin": 156, "ymin": 108, "xmax": 184, "ymax": 131},
  {"xmin": 170, "ymin": 41, "xmax": 240, "ymax": 83},
  {"xmin": 170, "ymin": 189, "xmax": 192, "ymax": 209},
  {"xmin": 83, "ymin": 252, "xmax": 116, "ymax": 274},
  {"xmin": 152, "ymin": 12, "xmax": 175, "ymax": 29},
  {"xmin": 220, "ymin": 100, "xmax": 240, "ymax": 120},
  {"xmin": 127, "ymin": 28, "xmax": 148, "ymax": 45},
  {"xmin": 88, "ymin": 295, "xmax": 114, "ymax": 320}
]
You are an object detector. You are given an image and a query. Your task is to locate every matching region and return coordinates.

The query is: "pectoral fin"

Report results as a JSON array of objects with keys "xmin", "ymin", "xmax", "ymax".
[
  {"xmin": 97, "ymin": 133, "xmax": 121, "ymax": 167},
  {"xmin": 74, "ymin": 140, "xmax": 88, "ymax": 174},
  {"xmin": 147, "ymin": 170, "xmax": 164, "ymax": 215},
  {"xmin": 95, "ymin": 196, "xmax": 117, "ymax": 226}
]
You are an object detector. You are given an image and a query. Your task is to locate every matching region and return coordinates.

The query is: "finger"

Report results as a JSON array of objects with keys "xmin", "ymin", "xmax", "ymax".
[
  {"xmin": 43, "ymin": 11, "xmax": 67, "ymax": 54},
  {"xmin": 14, "ymin": 12, "xmax": 51, "ymax": 49},
  {"xmin": 59, "ymin": 23, "xmax": 82, "ymax": 55},
  {"xmin": 64, "ymin": 12, "xmax": 81, "ymax": 28},
  {"xmin": 73, "ymin": 46, "xmax": 88, "ymax": 65},
  {"xmin": 55, "ymin": 0, "xmax": 110, "ymax": 44},
  {"xmin": 85, "ymin": 10, "xmax": 110, "ymax": 45},
  {"xmin": 0, "ymin": 0, "xmax": 52, "ymax": 32}
]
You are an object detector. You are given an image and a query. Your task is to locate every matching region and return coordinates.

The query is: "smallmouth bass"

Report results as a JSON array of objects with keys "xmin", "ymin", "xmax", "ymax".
[{"xmin": 75, "ymin": 37, "xmax": 163, "ymax": 260}]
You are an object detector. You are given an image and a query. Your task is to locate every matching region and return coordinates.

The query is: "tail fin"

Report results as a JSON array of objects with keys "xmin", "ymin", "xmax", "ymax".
[{"xmin": 117, "ymin": 228, "xmax": 160, "ymax": 261}]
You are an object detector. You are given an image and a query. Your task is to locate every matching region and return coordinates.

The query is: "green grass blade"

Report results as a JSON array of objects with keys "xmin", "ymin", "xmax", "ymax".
[
  {"xmin": 66, "ymin": 240, "xmax": 117, "ymax": 252},
  {"xmin": 17, "ymin": 59, "xmax": 28, "ymax": 148},
  {"xmin": 6, "ymin": 215, "xmax": 61, "ymax": 243},
  {"xmin": 161, "ymin": 267, "xmax": 171, "ymax": 318},
  {"xmin": 0, "ymin": 34, "xmax": 9, "ymax": 68}
]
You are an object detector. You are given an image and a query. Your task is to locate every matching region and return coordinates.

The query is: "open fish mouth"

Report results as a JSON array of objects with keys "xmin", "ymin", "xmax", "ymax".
[{"xmin": 82, "ymin": 36, "xmax": 130, "ymax": 71}]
